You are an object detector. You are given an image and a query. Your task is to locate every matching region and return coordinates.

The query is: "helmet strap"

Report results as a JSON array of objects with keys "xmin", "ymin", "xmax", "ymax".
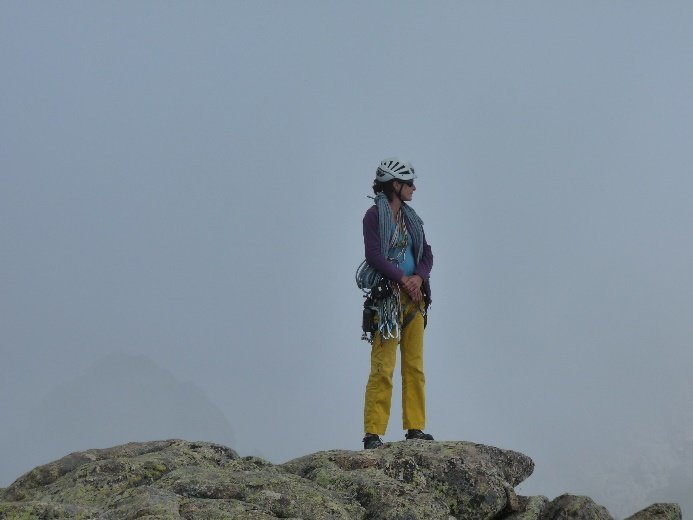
[
  {"xmin": 395, "ymin": 181, "xmax": 404, "ymax": 202},
  {"xmin": 396, "ymin": 182, "xmax": 405, "ymax": 201}
]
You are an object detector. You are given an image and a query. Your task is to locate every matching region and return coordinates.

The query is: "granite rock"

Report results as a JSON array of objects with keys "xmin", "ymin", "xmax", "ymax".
[{"xmin": 0, "ymin": 439, "xmax": 681, "ymax": 520}]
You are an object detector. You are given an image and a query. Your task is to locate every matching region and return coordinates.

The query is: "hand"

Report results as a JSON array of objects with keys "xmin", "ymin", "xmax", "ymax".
[
  {"xmin": 410, "ymin": 288, "xmax": 423, "ymax": 303},
  {"xmin": 400, "ymin": 275, "xmax": 423, "ymax": 300}
]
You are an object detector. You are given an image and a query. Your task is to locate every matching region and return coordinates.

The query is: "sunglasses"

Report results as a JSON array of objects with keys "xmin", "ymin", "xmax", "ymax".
[{"xmin": 401, "ymin": 180, "xmax": 415, "ymax": 187}]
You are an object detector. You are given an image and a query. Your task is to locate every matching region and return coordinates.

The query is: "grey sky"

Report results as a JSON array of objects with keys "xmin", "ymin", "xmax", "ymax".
[{"xmin": 2, "ymin": 2, "xmax": 693, "ymax": 517}]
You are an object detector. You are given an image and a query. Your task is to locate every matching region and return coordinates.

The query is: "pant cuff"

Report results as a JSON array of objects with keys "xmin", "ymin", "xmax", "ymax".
[{"xmin": 364, "ymin": 425, "xmax": 387, "ymax": 436}]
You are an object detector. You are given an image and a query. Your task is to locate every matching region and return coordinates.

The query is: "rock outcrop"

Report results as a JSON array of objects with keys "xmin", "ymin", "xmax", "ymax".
[
  {"xmin": 623, "ymin": 503, "xmax": 683, "ymax": 520},
  {"xmin": 0, "ymin": 439, "xmax": 681, "ymax": 520}
]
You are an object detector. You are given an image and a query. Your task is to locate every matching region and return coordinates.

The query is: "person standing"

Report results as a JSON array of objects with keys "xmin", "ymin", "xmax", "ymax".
[{"xmin": 357, "ymin": 158, "xmax": 434, "ymax": 449}]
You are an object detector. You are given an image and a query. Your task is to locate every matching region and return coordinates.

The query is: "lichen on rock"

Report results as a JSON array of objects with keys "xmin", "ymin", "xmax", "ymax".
[
  {"xmin": 624, "ymin": 502, "xmax": 682, "ymax": 520},
  {"xmin": 0, "ymin": 439, "xmax": 682, "ymax": 520},
  {"xmin": 281, "ymin": 440, "xmax": 534, "ymax": 520}
]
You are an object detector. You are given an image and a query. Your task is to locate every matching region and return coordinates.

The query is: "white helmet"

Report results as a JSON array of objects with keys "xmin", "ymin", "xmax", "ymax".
[{"xmin": 375, "ymin": 157, "xmax": 417, "ymax": 183}]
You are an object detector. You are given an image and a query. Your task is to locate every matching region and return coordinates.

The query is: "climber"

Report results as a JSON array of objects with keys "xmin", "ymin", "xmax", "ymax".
[{"xmin": 356, "ymin": 157, "xmax": 435, "ymax": 449}]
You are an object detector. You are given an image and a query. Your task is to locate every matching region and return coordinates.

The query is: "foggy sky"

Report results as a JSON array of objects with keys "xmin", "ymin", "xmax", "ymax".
[{"xmin": 2, "ymin": 2, "xmax": 693, "ymax": 517}]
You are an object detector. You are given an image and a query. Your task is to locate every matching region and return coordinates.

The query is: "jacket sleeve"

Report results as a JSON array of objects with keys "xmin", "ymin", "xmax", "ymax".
[
  {"xmin": 363, "ymin": 206, "xmax": 405, "ymax": 282},
  {"xmin": 414, "ymin": 232, "xmax": 433, "ymax": 281}
]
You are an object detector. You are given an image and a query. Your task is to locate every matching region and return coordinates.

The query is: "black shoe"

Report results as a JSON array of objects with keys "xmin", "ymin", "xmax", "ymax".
[
  {"xmin": 405, "ymin": 429, "xmax": 434, "ymax": 440},
  {"xmin": 363, "ymin": 433, "xmax": 383, "ymax": 449}
]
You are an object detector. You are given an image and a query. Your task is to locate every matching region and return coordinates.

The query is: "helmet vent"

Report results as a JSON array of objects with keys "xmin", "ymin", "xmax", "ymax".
[{"xmin": 375, "ymin": 157, "xmax": 417, "ymax": 182}]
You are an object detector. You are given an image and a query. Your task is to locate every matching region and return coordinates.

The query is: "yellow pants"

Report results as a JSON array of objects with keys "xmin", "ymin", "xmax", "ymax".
[{"xmin": 364, "ymin": 291, "xmax": 426, "ymax": 435}]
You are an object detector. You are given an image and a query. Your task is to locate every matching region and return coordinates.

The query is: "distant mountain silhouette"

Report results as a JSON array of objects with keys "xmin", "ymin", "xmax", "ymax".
[{"xmin": 1, "ymin": 353, "xmax": 234, "ymax": 486}]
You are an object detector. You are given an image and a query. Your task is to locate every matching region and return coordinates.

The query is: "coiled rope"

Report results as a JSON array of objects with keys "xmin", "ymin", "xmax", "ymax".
[{"xmin": 356, "ymin": 192, "xmax": 425, "ymax": 341}]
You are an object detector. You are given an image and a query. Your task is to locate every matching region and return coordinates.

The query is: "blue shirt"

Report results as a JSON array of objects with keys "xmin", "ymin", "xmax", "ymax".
[
  {"xmin": 399, "ymin": 239, "xmax": 416, "ymax": 276},
  {"xmin": 388, "ymin": 229, "xmax": 416, "ymax": 276}
]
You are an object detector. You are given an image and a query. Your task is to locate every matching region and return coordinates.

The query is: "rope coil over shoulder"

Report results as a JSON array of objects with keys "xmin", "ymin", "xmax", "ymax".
[{"xmin": 356, "ymin": 192, "xmax": 425, "ymax": 342}]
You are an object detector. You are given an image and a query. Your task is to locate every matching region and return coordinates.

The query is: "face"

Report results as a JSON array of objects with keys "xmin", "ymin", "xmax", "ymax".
[{"xmin": 394, "ymin": 180, "xmax": 416, "ymax": 201}]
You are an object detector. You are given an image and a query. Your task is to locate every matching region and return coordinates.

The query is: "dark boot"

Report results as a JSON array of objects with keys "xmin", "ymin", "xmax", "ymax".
[
  {"xmin": 405, "ymin": 429, "xmax": 434, "ymax": 440},
  {"xmin": 363, "ymin": 433, "xmax": 384, "ymax": 449}
]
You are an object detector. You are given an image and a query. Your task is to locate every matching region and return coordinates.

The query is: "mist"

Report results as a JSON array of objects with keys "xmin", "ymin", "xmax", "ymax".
[{"xmin": 2, "ymin": 2, "xmax": 693, "ymax": 518}]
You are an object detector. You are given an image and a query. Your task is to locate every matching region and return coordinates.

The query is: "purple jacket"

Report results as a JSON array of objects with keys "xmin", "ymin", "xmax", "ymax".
[{"xmin": 363, "ymin": 205, "xmax": 433, "ymax": 303}]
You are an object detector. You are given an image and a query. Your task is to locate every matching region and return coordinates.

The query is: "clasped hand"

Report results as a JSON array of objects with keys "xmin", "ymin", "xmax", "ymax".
[{"xmin": 400, "ymin": 274, "xmax": 423, "ymax": 303}]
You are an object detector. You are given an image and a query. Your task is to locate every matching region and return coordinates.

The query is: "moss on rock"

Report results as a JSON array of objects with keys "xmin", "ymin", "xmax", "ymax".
[{"xmin": 0, "ymin": 439, "xmax": 681, "ymax": 520}]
